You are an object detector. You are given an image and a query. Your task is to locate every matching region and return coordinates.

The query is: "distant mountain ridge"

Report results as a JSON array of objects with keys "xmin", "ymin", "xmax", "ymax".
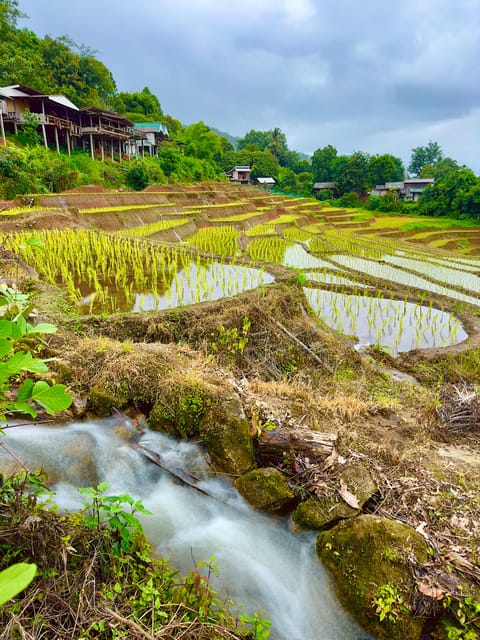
[{"xmin": 209, "ymin": 127, "xmax": 239, "ymax": 150}]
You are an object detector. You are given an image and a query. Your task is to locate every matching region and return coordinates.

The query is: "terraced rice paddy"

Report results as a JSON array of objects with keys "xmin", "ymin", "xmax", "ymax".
[{"xmin": 5, "ymin": 184, "xmax": 480, "ymax": 356}]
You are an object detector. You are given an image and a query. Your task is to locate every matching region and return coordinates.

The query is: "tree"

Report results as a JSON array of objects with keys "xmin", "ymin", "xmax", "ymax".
[
  {"xmin": 419, "ymin": 168, "xmax": 478, "ymax": 218},
  {"xmin": 0, "ymin": 0, "xmax": 20, "ymax": 38},
  {"xmin": 419, "ymin": 157, "xmax": 460, "ymax": 179},
  {"xmin": 267, "ymin": 127, "xmax": 288, "ymax": 165},
  {"xmin": 237, "ymin": 129, "xmax": 271, "ymax": 152},
  {"xmin": 368, "ymin": 154, "xmax": 404, "ymax": 187},
  {"xmin": 111, "ymin": 87, "xmax": 162, "ymax": 121},
  {"xmin": 408, "ymin": 141, "xmax": 443, "ymax": 176},
  {"xmin": 335, "ymin": 151, "xmax": 370, "ymax": 196},
  {"xmin": 311, "ymin": 145, "xmax": 337, "ymax": 182},
  {"xmin": 250, "ymin": 150, "xmax": 280, "ymax": 180}
]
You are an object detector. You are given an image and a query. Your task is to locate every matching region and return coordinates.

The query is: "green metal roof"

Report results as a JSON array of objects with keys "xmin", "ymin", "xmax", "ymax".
[{"xmin": 134, "ymin": 122, "xmax": 169, "ymax": 135}]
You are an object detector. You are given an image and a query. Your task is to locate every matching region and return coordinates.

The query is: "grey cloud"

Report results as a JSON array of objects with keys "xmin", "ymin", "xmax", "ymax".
[{"xmin": 16, "ymin": 0, "xmax": 480, "ymax": 172}]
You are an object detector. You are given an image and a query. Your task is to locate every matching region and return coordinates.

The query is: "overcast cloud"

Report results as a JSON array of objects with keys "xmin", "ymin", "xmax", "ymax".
[{"xmin": 17, "ymin": 0, "xmax": 480, "ymax": 172}]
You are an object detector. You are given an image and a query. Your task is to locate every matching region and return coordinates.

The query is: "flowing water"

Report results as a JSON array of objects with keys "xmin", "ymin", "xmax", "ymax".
[{"xmin": 0, "ymin": 419, "xmax": 370, "ymax": 640}]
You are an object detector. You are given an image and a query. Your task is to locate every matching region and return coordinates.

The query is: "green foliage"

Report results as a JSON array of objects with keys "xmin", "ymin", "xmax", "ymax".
[
  {"xmin": 311, "ymin": 144, "xmax": 338, "ymax": 182},
  {"xmin": 368, "ymin": 153, "xmax": 405, "ymax": 186},
  {"xmin": 372, "ymin": 583, "xmax": 407, "ymax": 623},
  {"xmin": 408, "ymin": 140, "xmax": 443, "ymax": 176},
  {"xmin": 0, "ymin": 562, "xmax": 37, "ymax": 605},
  {"xmin": 125, "ymin": 160, "xmax": 150, "ymax": 190},
  {"xmin": 78, "ymin": 482, "xmax": 151, "ymax": 556},
  {"xmin": 0, "ymin": 286, "xmax": 72, "ymax": 419},
  {"xmin": 212, "ymin": 316, "xmax": 251, "ymax": 359},
  {"xmin": 111, "ymin": 86, "xmax": 163, "ymax": 120},
  {"xmin": 16, "ymin": 110, "xmax": 40, "ymax": 147}
]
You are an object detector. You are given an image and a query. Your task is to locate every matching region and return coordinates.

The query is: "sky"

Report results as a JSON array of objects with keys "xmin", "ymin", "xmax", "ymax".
[{"xmin": 17, "ymin": 0, "xmax": 480, "ymax": 173}]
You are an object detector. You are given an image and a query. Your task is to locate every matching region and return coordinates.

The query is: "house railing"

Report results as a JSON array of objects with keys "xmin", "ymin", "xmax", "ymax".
[{"xmin": 80, "ymin": 124, "xmax": 136, "ymax": 139}]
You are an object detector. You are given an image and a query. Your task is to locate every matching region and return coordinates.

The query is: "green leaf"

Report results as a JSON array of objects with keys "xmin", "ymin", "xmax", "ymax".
[
  {"xmin": 16, "ymin": 379, "xmax": 34, "ymax": 402},
  {"xmin": 0, "ymin": 320, "xmax": 13, "ymax": 340},
  {"xmin": 27, "ymin": 323, "xmax": 58, "ymax": 335},
  {"xmin": 0, "ymin": 339, "xmax": 13, "ymax": 358},
  {"xmin": 97, "ymin": 482, "xmax": 109, "ymax": 493},
  {"xmin": 0, "ymin": 563, "xmax": 37, "ymax": 606},
  {"xmin": 30, "ymin": 382, "xmax": 72, "ymax": 415},
  {"xmin": 11, "ymin": 400, "xmax": 37, "ymax": 418},
  {"xmin": 15, "ymin": 315, "xmax": 27, "ymax": 337}
]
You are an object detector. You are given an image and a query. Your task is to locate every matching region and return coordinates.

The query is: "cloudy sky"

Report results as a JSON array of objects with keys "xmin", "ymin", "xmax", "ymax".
[{"xmin": 17, "ymin": 0, "xmax": 480, "ymax": 173}]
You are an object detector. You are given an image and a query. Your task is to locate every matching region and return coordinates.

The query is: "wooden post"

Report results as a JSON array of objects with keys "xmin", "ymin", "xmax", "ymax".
[
  {"xmin": 54, "ymin": 126, "xmax": 60, "ymax": 153},
  {"xmin": 66, "ymin": 129, "xmax": 71, "ymax": 156},
  {"xmin": 90, "ymin": 133, "xmax": 94, "ymax": 160},
  {"xmin": 41, "ymin": 123, "xmax": 48, "ymax": 148},
  {"xmin": 0, "ymin": 110, "xmax": 5, "ymax": 146},
  {"xmin": 101, "ymin": 136, "xmax": 104, "ymax": 161},
  {"xmin": 111, "ymin": 139, "xmax": 114, "ymax": 161}
]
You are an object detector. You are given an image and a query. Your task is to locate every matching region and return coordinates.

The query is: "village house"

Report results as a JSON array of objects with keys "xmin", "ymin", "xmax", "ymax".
[
  {"xmin": 370, "ymin": 178, "xmax": 434, "ymax": 201},
  {"xmin": 128, "ymin": 122, "xmax": 169, "ymax": 157},
  {"xmin": 312, "ymin": 181, "xmax": 337, "ymax": 197},
  {"xmin": 256, "ymin": 177, "xmax": 276, "ymax": 190},
  {"xmin": 227, "ymin": 165, "xmax": 251, "ymax": 184},
  {"xmin": 0, "ymin": 84, "xmax": 143, "ymax": 161}
]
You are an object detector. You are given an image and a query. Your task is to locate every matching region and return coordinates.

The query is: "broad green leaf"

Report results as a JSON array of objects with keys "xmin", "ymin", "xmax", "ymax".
[
  {"xmin": 27, "ymin": 323, "xmax": 58, "ymax": 335},
  {"xmin": 0, "ymin": 320, "xmax": 12, "ymax": 340},
  {"xmin": 11, "ymin": 400, "xmax": 37, "ymax": 418},
  {"xmin": 0, "ymin": 563, "xmax": 37, "ymax": 606},
  {"xmin": 0, "ymin": 339, "xmax": 13, "ymax": 358},
  {"xmin": 17, "ymin": 379, "xmax": 34, "ymax": 402},
  {"xmin": 0, "ymin": 352, "xmax": 48, "ymax": 378},
  {"xmin": 15, "ymin": 315, "xmax": 27, "ymax": 337},
  {"xmin": 31, "ymin": 382, "xmax": 72, "ymax": 415},
  {"xmin": 97, "ymin": 481, "xmax": 109, "ymax": 493}
]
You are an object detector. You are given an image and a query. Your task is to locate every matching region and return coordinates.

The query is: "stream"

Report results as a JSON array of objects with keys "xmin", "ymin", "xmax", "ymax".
[{"xmin": 0, "ymin": 418, "xmax": 371, "ymax": 640}]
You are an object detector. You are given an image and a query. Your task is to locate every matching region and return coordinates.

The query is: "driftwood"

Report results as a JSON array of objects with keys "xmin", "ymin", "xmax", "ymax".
[
  {"xmin": 133, "ymin": 443, "xmax": 212, "ymax": 498},
  {"xmin": 257, "ymin": 427, "xmax": 337, "ymax": 466}
]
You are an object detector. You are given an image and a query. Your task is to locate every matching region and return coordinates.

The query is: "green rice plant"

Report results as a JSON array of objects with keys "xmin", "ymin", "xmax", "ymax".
[
  {"xmin": 245, "ymin": 224, "xmax": 277, "ymax": 237},
  {"xmin": 0, "ymin": 206, "xmax": 62, "ymax": 216},
  {"xmin": 3, "ymin": 229, "xmax": 191, "ymax": 308},
  {"xmin": 282, "ymin": 227, "xmax": 314, "ymax": 242},
  {"xmin": 115, "ymin": 219, "xmax": 192, "ymax": 238},
  {"xmin": 185, "ymin": 226, "xmax": 240, "ymax": 257},
  {"xmin": 210, "ymin": 211, "xmax": 263, "ymax": 222},
  {"xmin": 246, "ymin": 237, "xmax": 290, "ymax": 264},
  {"xmin": 79, "ymin": 204, "xmax": 175, "ymax": 214}
]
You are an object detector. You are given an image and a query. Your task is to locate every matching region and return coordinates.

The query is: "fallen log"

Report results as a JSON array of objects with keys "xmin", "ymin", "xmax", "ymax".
[
  {"xmin": 257, "ymin": 427, "xmax": 337, "ymax": 466},
  {"xmin": 133, "ymin": 443, "xmax": 212, "ymax": 498}
]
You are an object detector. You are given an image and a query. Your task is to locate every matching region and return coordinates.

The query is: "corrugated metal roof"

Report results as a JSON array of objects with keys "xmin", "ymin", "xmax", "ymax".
[
  {"xmin": 257, "ymin": 177, "xmax": 276, "ymax": 184},
  {"xmin": 134, "ymin": 122, "xmax": 169, "ymax": 134},
  {"xmin": 313, "ymin": 182, "xmax": 336, "ymax": 189},
  {"xmin": 49, "ymin": 95, "xmax": 79, "ymax": 111}
]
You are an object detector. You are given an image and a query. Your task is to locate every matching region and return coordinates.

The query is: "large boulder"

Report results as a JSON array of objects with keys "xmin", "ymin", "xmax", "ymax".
[
  {"xmin": 317, "ymin": 514, "xmax": 430, "ymax": 640},
  {"xmin": 234, "ymin": 467, "xmax": 296, "ymax": 513},
  {"xmin": 292, "ymin": 462, "xmax": 377, "ymax": 530}
]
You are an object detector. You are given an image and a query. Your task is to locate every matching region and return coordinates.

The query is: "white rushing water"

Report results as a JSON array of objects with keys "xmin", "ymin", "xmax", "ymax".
[{"xmin": 0, "ymin": 419, "xmax": 370, "ymax": 640}]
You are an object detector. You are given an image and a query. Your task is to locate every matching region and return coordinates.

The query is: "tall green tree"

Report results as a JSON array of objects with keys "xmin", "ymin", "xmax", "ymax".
[
  {"xmin": 111, "ymin": 87, "xmax": 163, "ymax": 121},
  {"xmin": 268, "ymin": 127, "xmax": 288, "ymax": 165},
  {"xmin": 408, "ymin": 141, "xmax": 443, "ymax": 176},
  {"xmin": 419, "ymin": 157, "xmax": 460, "ymax": 179},
  {"xmin": 311, "ymin": 145, "xmax": 337, "ymax": 182},
  {"xmin": 237, "ymin": 129, "xmax": 271, "ymax": 152},
  {"xmin": 419, "ymin": 168, "xmax": 478, "ymax": 218},
  {"xmin": 335, "ymin": 151, "xmax": 370, "ymax": 196},
  {"xmin": 250, "ymin": 150, "xmax": 280, "ymax": 180},
  {"xmin": 368, "ymin": 154, "xmax": 404, "ymax": 186}
]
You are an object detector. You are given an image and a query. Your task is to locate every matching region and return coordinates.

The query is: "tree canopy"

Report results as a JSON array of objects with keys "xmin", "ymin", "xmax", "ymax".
[{"xmin": 408, "ymin": 141, "xmax": 443, "ymax": 176}]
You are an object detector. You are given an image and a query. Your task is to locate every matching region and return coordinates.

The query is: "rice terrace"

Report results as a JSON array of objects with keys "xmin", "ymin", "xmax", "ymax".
[{"xmin": 2, "ymin": 180, "xmax": 480, "ymax": 639}]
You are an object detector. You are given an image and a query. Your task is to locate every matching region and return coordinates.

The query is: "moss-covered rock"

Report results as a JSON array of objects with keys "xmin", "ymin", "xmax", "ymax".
[
  {"xmin": 234, "ymin": 467, "xmax": 296, "ymax": 513},
  {"xmin": 88, "ymin": 385, "xmax": 129, "ymax": 416},
  {"xmin": 200, "ymin": 394, "xmax": 254, "ymax": 475},
  {"xmin": 317, "ymin": 514, "xmax": 429, "ymax": 640},
  {"xmin": 292, "ymin": 462, "xmax": 378, "ymax": 530}
]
